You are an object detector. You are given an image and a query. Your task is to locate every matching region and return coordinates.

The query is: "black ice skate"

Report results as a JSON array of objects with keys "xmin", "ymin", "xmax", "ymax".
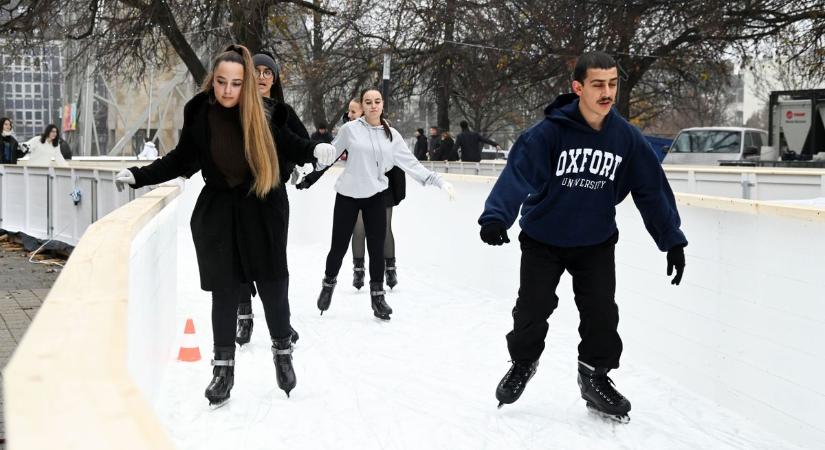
[
  {"xmin": 352, "ymin": 258, "xmax": 365, "ymax": 290},
  {"xmin": 385, "ymin": 258, "xmax": 398, "ymax": 289},
  {"xmin": 235, "ymin": 303, "xmax": 254, "ymax": 346},
  {"xmin": 369, "ymin": 281, "xmax": 392, "ymax": 320},
  {"xmin": 272, "ymin": 336, "xmax": 297, "ymax": 397},
  {"xmin": 495, "ymin": 359, "xmax": 538, "ymax": 408},
  {"xmin": 317, "ymin": 276, "xmax": 337, "ymax": 315},
  {"xmin": 205, "ymin": 347, "xmax": 235, "ymax": 408},
  {"xmin": 577, "ymin": 361, "xmax": 631, "ymax": 423},
  {"xmin": 290, "ymin": 325, "xmax": 300, "ymax": 345}
]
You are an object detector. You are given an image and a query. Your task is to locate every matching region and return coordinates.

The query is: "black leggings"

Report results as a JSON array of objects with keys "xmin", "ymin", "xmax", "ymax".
[
  {"xmin": 211, "ymin": 278, "xmax": 291, "ymax": 347},
  {"xmin": 352, "ymin": 207, "xmax": 394, "ymax": 260},
  {"xmin": 325, "ymin": 193, "xmax": 386, "ymax": 283}
]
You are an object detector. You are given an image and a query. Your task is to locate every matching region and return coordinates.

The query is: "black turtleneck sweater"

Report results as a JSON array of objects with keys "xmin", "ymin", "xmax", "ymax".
[{"xmin": 208, "ymin": 103, "xmax": 249, "ymax": 188}]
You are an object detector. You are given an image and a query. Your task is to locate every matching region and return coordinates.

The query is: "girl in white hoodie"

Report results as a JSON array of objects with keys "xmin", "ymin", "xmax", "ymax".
[{"xmin": 316, "ymin": 88, "xmax": 454, "ymax": 320}]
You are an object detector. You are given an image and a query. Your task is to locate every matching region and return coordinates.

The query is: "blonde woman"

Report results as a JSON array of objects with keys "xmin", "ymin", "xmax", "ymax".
[{"xmin": 115, "ymin": 44, "xmax": 336, "ymax": 407}]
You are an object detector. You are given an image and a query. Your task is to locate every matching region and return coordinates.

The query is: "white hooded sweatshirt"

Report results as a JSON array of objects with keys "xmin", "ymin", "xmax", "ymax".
[{"xmin": 329, "ymin": 117, "xmax": 443, "ymax": 198}]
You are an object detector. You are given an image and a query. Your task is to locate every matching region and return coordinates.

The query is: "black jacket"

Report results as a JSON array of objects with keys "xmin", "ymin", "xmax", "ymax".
[
  {"xmin": 456, "ymin": 130, "xmax": 499, "ymax": 162},
  {"xmin": 427, "ymin": 135, "xmax": 441, "ymax": 160},
  {"xmin": 384, "ymin": 166, "xmax": 406, "ymax": 207},
  {"xmin": 434, "ymin": 136, "xmax": 457, "ymax": 161},
  {"xmin": 413, "ymin": 135, "xmax": 428, "ymax": 161},
  {"xmin": 1, "ymin": 134, "xmax": 21, "ymax": 164},
  {"xmin": 129, "ymin": 92, "xmax": 317, "ymax": 291}
]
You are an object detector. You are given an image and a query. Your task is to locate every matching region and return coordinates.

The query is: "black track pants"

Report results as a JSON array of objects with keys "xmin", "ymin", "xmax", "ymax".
[{"xmin": 506, "ymin": 232, "xmax": 622, "ymax": 369}]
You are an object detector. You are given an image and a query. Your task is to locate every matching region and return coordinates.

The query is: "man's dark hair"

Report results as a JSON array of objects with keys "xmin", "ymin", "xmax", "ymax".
[
  {"xmin": 573, "ymin": 51, "xmax": 617, "ymax": 83},
  {"xmin": 317, "ymin": 122, "xmax": 327, "ymax": 130},
  {"xmin": 416, "ymin": 128, "xmax": 424, "ymax": 135},
  {"xmin": 429, "ymin": 126, "xmax": 438, "ymax": 132},
  {"xmin": 460, "ymin": 120, "xmax": 469, "ymax": 130}
]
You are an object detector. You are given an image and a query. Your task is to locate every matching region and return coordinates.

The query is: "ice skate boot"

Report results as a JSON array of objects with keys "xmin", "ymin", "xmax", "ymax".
[
  {"xmin": 577, "ymin": 361, "xmax": 631, "ymax": 423},
  {"xmin": 369, "ymin": 281, "xmax": 392, "ymax": 320},
  {"xmin": 272, "ymin": 335, "xmax": 297, "ymax": 397},
  {"xmin": 235, "ymin": 302, "xmax": 254, "ymax": 346},
  {"xmin": 385, "ymin": 257, "xmax": 398, "ymax": 289},
  {"xmin": 205, "ymin": 347, "xmax": 235, "ymax": 408},
  {"xmin": 290, "ymin": 325, "xmax": 299, "ymax": 344},
  {"xmin": 317, "ymin": 276, "xmax": 337, "ymax": 315},
  {"xmin": 352, "ymin": 258, "xmax": 365, "ymax": 290},
  {"xmin": 495, "ymin": 359, "xmax": 538, "ymax": 408}
]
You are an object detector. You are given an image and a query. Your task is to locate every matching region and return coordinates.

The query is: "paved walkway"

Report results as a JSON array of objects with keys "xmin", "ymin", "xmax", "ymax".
[{"xmin": 0, "ymin": 238, "xmax": 61, "ymax": 446}]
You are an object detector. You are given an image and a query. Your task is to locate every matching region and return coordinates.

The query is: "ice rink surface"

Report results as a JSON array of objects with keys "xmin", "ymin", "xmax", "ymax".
[{"xmin": 155, "ymin": 171, "xmax": 800, "ymax": 449}]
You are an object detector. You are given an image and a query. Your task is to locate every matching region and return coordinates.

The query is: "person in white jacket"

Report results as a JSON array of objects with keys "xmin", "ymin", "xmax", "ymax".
[
  {"xmin": 21, "ymin": 124, "xmax": 68, "ymax": 167},
  {"xmin": 315, "ymin": 87, "xmax": 455, "ymax": 321}
]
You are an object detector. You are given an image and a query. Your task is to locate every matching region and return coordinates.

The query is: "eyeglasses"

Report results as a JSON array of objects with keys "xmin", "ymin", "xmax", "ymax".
[{"xmin": 256, "ymin": 69, "xmax": 274, "ymax": 79}]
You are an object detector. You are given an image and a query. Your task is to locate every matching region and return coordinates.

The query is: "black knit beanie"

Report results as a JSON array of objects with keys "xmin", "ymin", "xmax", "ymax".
[{"xmin": 252, "ymin": 54, "xmax": 279, "ymax": 79}]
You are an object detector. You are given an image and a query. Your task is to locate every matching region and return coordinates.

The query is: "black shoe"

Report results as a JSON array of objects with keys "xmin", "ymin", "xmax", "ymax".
[
  {"xmin": 317, "ymin": 276, "xmax": 337, "ymax": 315},
  {"xmin": 235, "ymin": 302, "xmax": 254, "ymax": 346},
  {"xmin": 496, "ymin": 359, "xmax": 538, "ymax": 408},
  {"xmin": 369, "ymin": 281, "xmax": 392, "ymax": 320},
  {"xmin": 577, "ymin": 362, "xmax": 631, "ymax": 422},
  {"xmin": 272, "ymin": 336, "xmax": 297, "ymax": 397},
  {"xmin": 352, "ymin": 258, "xmax": 365, "ymax": 290},
  {"xmin": 290, "ymin": 325, "xmax": 299, "ymax": 344},
  {"xmin": 385, "ymin": 258, "xmax": 398, "ymax": 289},
  {"xmin": 205, "ymin": 347, "xmax": 235, "ymax": 407}
]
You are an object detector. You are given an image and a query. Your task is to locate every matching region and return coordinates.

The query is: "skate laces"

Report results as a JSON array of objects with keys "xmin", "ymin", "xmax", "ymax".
[
  {"xmin": 590, "ymin": 374, "xmax": 626, "ymax": 403},
  {"xmin": 503, "ymin": 360, "xmax": 534, "ymax": 391}
]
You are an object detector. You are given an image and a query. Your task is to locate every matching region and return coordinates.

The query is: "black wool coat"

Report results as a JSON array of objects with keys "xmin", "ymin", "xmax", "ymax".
[{"xmin": 129, "ymin": 92, "xmax": 317, "ymax": 291}]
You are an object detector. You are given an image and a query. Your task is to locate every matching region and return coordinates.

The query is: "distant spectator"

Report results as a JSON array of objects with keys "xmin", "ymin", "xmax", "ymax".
[
  {"xmin": 413, "ymin": 128, "xmax": 428, "ymax": 161},
  {"xmin": 427, "ymin": 126, "xmax": 441, "ymax": 160},
  {"xmin": 434, "ymin": 130, "xmax": 457, "ymax": 161},
  {"xmin": 22, "ymin": 124, "xmax": 68, "ymax": 166},
  {"xmin": 311, "ymin": 122, "xmax": 333, "ymax": 144},
  {"xmin": 455, "ymin": 120, "xmax": 501, "ymax": 162},
  {"xmin": 59, "ymin": 137, "xmax": 72, "ymax": 160},
  {"xmin": 138, "ymin": 139, "xmax": 158, "ymax": 159},
  {"xmin": 1, "ymin": 117, "xmax": 22, "ymax": 164}
]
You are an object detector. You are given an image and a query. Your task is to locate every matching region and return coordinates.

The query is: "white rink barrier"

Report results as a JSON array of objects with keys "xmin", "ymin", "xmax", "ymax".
[
  {"xmin": 3, "ymin": 184, "xmax": 180, "ymax": 449},
  {"xmin": 615, "ymin": 193, "xmax": 825, "ymax": 448},
  {"xmin": 0, "ymin": 162, "xmax": 153, "ymax": 246},
  {"xmin": 422, "ymin": 161, "xmax": 825, "ymax": 201}
]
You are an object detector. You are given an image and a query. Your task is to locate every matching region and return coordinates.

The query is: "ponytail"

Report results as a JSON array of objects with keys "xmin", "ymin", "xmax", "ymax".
[{"xmin": 380, "ymin": 113, "xmax": 392, "ymax": 141}]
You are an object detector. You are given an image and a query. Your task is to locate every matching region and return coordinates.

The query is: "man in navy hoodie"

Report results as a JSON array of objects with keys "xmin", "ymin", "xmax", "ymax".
[{"xmin": 478, "ymin": 51, "xmax": 687, "ymax": 422}]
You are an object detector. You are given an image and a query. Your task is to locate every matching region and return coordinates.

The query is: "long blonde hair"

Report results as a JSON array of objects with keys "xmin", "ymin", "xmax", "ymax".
[{"xmin": 201, "ymin": 44, "xmax": 279, "ymax": 197}]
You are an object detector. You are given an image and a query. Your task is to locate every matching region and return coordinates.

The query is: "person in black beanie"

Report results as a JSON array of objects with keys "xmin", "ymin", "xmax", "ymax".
[
  {"xmin": 232, "ymin": 51, "xmax": 310, "ymax": 349},
  {"xmin": 480, "ymin": 51, "xmax": 687, "ymax": 422}
]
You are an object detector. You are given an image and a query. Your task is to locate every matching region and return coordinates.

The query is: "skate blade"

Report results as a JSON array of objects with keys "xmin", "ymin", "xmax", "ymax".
[
  {"xmin": 497, "ymin": 401, "xmax": 504, "ymax": 409},
  {"xmin": 586, "ymin": 403, "xmax": 630, "ymax": 423},
  {"xmin": 373, "ymin": 313, "xmax": 391, "ymax": 321},
  {"xmin": 208, "ymin": 397, "xmax": 231, "ymax": 410}
]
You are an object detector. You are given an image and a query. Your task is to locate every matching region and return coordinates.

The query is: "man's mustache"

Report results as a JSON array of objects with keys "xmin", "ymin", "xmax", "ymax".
[{"xmin": 599, "ymin": 97, "xmax": 613, "ymax": 102}]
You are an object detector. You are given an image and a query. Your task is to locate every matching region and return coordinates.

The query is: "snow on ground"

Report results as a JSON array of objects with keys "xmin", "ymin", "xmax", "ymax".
[{"xmin": 155, "ymin": 172, "xmax": 799, "ymax": 449}]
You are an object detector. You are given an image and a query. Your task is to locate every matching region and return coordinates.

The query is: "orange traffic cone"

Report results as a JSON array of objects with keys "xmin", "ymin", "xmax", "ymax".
[{"xmin": 177, "ymin": 318, "xmax": 202, "ymax": 362}]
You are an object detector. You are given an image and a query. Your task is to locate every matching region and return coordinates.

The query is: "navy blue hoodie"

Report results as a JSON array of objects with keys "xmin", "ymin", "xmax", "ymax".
[{"xmin": 479, "ymin": 94, "xmax": 687, "ymax": 251}]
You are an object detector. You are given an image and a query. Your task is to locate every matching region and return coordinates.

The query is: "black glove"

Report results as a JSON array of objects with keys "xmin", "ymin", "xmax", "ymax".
[
  {"xmin": 666, "ymin": 245, "xmax": 686, "ymax": 285},
  {"xmin": 480, "ymin": 222, "xmax": 510, "ymax": 246}
]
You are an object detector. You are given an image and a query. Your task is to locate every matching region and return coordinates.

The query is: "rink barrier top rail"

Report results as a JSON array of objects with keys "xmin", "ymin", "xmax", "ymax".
[
  {"xmin": 422, "ymin": 161, "xmax": 825, "ymax": 201},
  {"xmin": 2, "ymin": 181, "xmax": 179, "ymax": 449}
]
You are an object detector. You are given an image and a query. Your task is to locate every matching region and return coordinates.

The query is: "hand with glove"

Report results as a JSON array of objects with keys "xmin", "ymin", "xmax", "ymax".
[
  {"xmin": 114, "ymin": 169, "xmax": 136, "ymax": 192},
  {"xmin": 479, "ymin": 221, "xmax": 510, "ymax": 246},
  {"xmin": 441, "ymin": 181, "xmax": 456, "ymax": 201},
  {"xmin": 313, "ymin": 143, "xmax": 337, "ymax": 166},
  {"xmin": 666, "ymin": 245, "xmax": 686, "ymax": 285}
]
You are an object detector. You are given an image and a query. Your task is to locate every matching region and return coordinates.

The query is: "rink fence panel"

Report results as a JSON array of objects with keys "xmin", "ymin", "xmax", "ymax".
[
  {"xmin": 615, "ymin": 192, "xmax": 825, "ymax": 449},
  {"xmin": 2, "ymin": 184, "xmax": 180, "ymax": 450}
]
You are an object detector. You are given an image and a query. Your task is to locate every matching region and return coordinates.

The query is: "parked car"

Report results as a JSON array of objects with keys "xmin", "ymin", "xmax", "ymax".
[{"xmin": 663, "ymin": 127, "xmax": 770, "ymax": 165}]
